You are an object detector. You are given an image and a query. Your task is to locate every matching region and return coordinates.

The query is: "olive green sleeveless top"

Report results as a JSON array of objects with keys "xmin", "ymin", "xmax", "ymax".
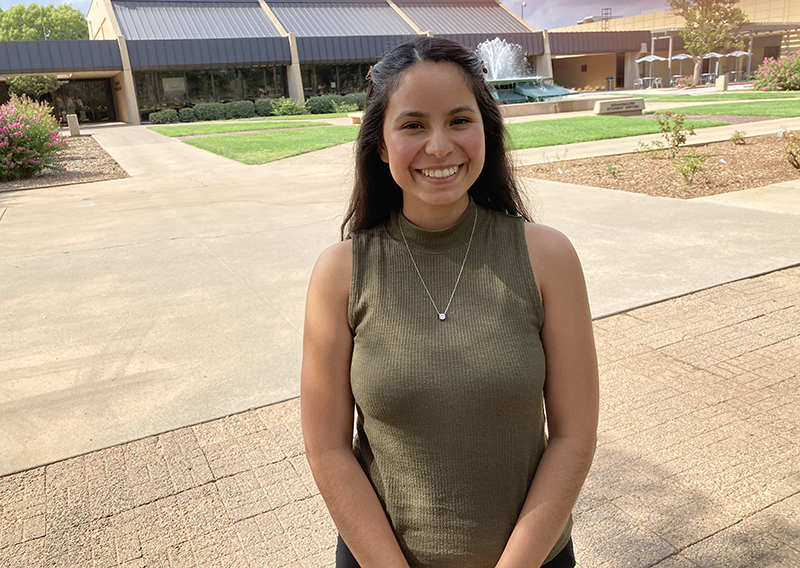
[{"xmin": 348, "ymin": 198, "xmax": 571, "ymax": 567}]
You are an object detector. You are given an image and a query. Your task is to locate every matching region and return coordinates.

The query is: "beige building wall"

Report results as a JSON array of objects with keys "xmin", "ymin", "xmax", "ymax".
[
  {"xmin": 86, "ymin": 0, "xmax": 119, "ymax": 41},
  {"xmin": 554, "ymin": 0, "xmax": 800, "ymax": 32},
  {"xmin": 552, "ymin": 54, "xmax": 616, "ymax": 90}
]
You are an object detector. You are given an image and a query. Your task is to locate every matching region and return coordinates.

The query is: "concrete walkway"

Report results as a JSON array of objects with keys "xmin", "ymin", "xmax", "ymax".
[{"xmin": 1, "ymin": 97, "xmax": 799, "ymax": 566}]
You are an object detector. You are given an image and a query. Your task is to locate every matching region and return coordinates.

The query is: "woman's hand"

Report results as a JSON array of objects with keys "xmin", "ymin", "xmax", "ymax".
[
  {"xmin": 495, "ymin": 224, "xmax": 599, "ymax": 568},
  {"xmin": 301, "ymin": 241, "xmax": 410, "ymax": 568}
]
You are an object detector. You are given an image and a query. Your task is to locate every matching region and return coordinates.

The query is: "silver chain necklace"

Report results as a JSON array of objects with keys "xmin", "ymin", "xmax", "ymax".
[{"xmin": 397, "ymin": 206, "xmax": 478, "ymax": 321}]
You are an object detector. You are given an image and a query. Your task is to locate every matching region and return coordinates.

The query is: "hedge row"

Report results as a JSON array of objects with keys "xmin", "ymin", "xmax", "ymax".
[{"xmin": 147, "ymin": 94, "xmax": 367, "ymax": 124}]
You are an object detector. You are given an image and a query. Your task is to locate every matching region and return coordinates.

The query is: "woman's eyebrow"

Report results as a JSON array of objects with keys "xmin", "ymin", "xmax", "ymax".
[{"xmin": 394, "ymin": 106, "xmax": 478, "ymax": 122}]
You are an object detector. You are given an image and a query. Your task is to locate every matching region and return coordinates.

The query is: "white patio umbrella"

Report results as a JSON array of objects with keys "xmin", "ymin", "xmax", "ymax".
[
  {"xmin": 671, "ymin": 53, "xmax": 693, "ymax": 77},
  {"xmin": 726, "ymin": 50, "xmax": 749, "ymax": 80},
  {"xmin": 635, "ymin": 54, "xmax": 667, "ymax": 79},
  {"xmin": 703, "ymin": 52, "xmax": 725, "ymax": 75}
]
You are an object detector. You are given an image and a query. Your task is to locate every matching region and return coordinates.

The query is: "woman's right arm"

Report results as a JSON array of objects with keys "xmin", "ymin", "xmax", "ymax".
[{"xmin": 301, "ymin": 241, "xmax": 410, "ymax": 568}]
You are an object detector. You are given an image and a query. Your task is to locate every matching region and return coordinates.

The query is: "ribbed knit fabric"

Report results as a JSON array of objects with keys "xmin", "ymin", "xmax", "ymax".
[{"xmin": 348, "ymin": 198, "xmax": 572, "ymax": 567}]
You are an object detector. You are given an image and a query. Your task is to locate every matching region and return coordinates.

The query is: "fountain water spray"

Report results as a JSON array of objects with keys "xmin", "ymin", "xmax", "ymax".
[{"xmin": 476, "ymin": 37, "xmax": 574, "ymax": 104}]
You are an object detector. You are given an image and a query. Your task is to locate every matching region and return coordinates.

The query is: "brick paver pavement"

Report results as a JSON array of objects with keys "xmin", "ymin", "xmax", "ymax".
[{"xmin": 2, "ymin": 267, "xmax": 799, "ymax": 568}]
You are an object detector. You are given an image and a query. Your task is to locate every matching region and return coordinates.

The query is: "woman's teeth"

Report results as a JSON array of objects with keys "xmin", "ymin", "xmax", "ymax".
[{"xmin": 420, "ymin": 165, "xmax": 459, "ymax": 179}]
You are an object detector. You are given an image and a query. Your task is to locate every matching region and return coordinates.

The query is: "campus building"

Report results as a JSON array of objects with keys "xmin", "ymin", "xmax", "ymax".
[
  {"xmin": 555, "ymin": 0, "xmax": 800, "ymax": 86},
  {"xmin": 0, "ymin": 0, "xmax": 798, "ymax": 125}
]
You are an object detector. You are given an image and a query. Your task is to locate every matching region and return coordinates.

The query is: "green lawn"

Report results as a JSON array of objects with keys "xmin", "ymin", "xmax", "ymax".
[
  {"xmin": 234, "ymin": 112, "xmax": 351, "ymax": 121},
  {"xmin": 506, "ymin": 115, "xmax": 728, "ymax": 149},
  {"xmin": 148, "ymin": 120, "xmax": 327, "ymax": 137},
  {"xmin": 174, "ymin": 114, "xmax": 728, "ymax": 164},
  {"xmin": 633, "ymin": 92, "xmax": 800, "ymax": 103},
  {"xmin": 652, "ymin": 100, "xmax": 800, "ymax": 117},
  {"xmin": 183, "ymin": 125, "xmax": 360, "ymax": 164}
]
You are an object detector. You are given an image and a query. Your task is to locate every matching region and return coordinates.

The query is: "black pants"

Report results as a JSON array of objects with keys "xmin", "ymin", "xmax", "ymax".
[{"xmin": 335, "ymin": 536, "xmax": 575, "ymax": 568}]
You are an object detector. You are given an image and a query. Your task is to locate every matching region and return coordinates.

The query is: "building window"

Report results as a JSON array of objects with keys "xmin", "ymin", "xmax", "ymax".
[{"xmin": 581, "ymin": 64, "xmax": 588, "ymax": 72}]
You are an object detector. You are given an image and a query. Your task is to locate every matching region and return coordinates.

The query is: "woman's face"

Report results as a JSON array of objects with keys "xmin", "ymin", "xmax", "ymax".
[{"xmin": 379, "ymin": 61, "xmax": 485, "ymax": 224}]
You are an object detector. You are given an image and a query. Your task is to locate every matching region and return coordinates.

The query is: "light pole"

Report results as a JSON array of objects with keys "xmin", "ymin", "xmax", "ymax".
[{"xmin": 521, "ymin": 1, "xmax": 527, "ymax": 20}]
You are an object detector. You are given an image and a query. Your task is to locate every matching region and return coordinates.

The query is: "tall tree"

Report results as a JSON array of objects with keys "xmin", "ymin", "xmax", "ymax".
[
  {"xmin": 0, "ymin": 3, "xmax": 89, "ymax": 42},
  {"xmin": 6, "ymin": 75, "xmax": 62, "ymax": 101},
  {"xmin": 669, "ymin": 0, "xmax": 749, "ymax": 84}
]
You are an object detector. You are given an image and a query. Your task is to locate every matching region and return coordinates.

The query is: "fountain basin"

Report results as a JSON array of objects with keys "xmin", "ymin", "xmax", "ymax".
[{"xmin": 498, "ymin": 95, "xmax": 630, "ymax": 118}]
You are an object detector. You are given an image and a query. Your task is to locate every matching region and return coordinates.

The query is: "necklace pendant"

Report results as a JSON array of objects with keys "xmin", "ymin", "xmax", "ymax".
[{"xmin": 438, "ymin": 313, "xmax": 446, "ymax": 321}]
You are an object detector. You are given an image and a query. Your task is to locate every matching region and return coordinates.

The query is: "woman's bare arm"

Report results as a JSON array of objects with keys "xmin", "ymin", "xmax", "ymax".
[
  {"xmin": 495, "ymin": 224, "xmax": 600, "ymax": 568},
  {"xmin": 301, "ymin": 241, "xmax": 410, "ymax": 568}
]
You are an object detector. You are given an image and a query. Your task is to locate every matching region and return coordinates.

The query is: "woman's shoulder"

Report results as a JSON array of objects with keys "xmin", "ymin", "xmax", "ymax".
[
  {"xmin": 522, "ymin": 222, "xmax": 584, "ymax": 290},
  {"xmin": 310, "ymin": 240, "xmax": 353, "ymax": 299}
]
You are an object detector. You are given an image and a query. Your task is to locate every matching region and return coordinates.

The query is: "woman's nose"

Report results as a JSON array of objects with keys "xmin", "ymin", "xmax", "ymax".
[{"xmin": 425, "ymin": 128, "xmax": 454, "ymax": 158}]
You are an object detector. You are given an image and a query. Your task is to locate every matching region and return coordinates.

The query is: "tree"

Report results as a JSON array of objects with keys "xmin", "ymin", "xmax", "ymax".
[
  {"xmin": 669, "ymin": 0, "xmax": 749, "ymax": 85},
  {"xmin": 0, "ymin": 3, "xmax": 89, "ymax": 42},
  {"xmin": 6, "ymin": 75, "xmax": 62, "ymax": 101}
]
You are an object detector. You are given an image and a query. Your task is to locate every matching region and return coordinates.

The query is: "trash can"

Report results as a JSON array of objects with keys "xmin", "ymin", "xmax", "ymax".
[{"xmin": 605, "ymin": 76, "xmax": 615, "ymax": 91}]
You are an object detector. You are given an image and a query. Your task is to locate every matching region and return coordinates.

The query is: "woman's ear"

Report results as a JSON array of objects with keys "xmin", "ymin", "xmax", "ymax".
[{"xmin": 378, "ymin": 140, "xmax": 389, "ymax": 163}]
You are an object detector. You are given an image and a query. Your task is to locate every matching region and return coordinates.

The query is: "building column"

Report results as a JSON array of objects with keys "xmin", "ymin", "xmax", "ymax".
[
  {"xmin": 286, "ymin": 33, "xmax": 305, "ymax": 102},
  {"xmin": 116, "ymin": 36, "xmax": 140, "ymax": 125},
  {"xmin": 538, "ymin": 30, "xmax": 553, "ymax": 78}
]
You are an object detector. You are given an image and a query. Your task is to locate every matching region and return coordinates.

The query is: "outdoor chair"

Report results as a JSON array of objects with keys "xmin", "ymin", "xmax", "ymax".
[
  {"xmin": 633, "ymin": 78, "xmax": 643, "ymax": 89},
  {"xmin": 652, "ymin": 77, "xmax": 663, "ymax": 88}
]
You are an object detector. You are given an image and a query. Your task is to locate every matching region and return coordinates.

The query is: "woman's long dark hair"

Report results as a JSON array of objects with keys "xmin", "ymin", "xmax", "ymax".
[{"xmin": 340, "ymin": 36, "xmax": 532, "ymax": 239}]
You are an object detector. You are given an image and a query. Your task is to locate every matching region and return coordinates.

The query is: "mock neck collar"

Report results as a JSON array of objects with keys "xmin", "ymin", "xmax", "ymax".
[{"xmin": 387, "ymin": 197, "xmax": 480, "ymax": 253}]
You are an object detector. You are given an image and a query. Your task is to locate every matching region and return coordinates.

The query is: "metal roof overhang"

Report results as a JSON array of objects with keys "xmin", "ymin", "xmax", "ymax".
[
  {"xmin": 0, "ymin": 40, "xmax": 122, "ymax": 75},
  {"xmin": 549, "ymin": 31, "xmax": 652, "ymax": 56},
  {"xmin": 295, "ymin": 34, "xmax": 417, "ymax": 63},
  {"xmin": 269, "ymin": 2, "xmax": 415, "ymax": 37},
  {"xmin": 393, "ymin": 2, "xmax": 530, "ymax": 35},
  {"xmin": 440, "ymin": 32, "xmax": 544, "ymax": 54},
  {"xmin": 126, "ymin": 37, "xmax": 292, "ymax": 70},
  {"xmin": 113, "ymin": 0, "xmax": 282, "ymax": 41}
]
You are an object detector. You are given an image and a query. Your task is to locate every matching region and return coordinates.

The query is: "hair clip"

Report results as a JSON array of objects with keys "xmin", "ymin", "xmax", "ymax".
[
  {"xmin": 481, "ymin": 61, "xmax": 488, "ymax": 75},
  {"xmin": 365, "ymin": 65, "xmax": 374, "ymax": 81}
]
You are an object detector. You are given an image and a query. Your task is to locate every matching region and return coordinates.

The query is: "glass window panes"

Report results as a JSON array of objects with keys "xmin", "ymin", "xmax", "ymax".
[{"xmin": 186, "ymin": 70, "xmax": 214, "ymax": 102}]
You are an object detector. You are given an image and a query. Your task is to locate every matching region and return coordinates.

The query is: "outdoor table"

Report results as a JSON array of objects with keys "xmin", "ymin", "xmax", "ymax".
[{"xmin": 642, "ymin": 77, "xmax": 655, "ymax": 88}]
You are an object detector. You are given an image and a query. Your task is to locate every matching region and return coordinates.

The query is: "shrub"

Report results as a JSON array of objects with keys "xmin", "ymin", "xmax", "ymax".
[
  {"xmin": 194, "ymin": 102, "xmax": 226, "ymax": 121},
  {"xmin": 674, "ymin": 149, "xmax": 706, "ymax": 185},
  {"xmin": 179, "ymin": 107, "xmax": 196, "ymax": 122},
  {"xmin": 224, "ymin": 100, "xmax": 255, "ymax": 119},
  {"xmin": 783, "ymin": 128, "xmax": 800, "ymax": 169},
  {"xmin": 674, "ymin": 76, "xmax": 695, "ymax": 88},
  {"xmin": 752, "ymin": 52, "xmax": 800, "ymax": 91},
  {"xmin": 657, "ymin": 112, "xmax": 695, "ymax": 159},
  {"xmin": 333, "ymin": 101, "xmax": 360, "ymax": 113},
  {"xmin": 305, "ymin": 94, "xmax": 347, "ymax": 114},
  {"xmin": 729, "ymin": 130, "xmax": 746, "ymax": 145},
  {"xmin": 271, "ymin": 97, "xmax": 306, "ymax": 116},
  {"xmin": 161, "ymin": 108, "xmax": 179, "ymax": 123},
  {"xmin": 148, "ymin": 111, "xmax": 166, "ymax": 124},
  {"xmin": 255, "ymin": 98, "xmax": 274, "ymax": 117},
  {"xmin": 344, "ymin": 92, "xmax": 366, "ymax": 110},
  {"xmin": 0, "ymin": 94, "xmax": 67, "ymax": 182}
]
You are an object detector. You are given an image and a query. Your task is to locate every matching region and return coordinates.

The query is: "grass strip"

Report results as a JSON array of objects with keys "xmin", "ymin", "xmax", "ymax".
[
  {"xmin": 651, "ymin": 100, "xmax": 800, "ymax": 118},
  {"xmin": 148, "ymin": 121, "xmax": 326, "ymax": 137},
  {"xmin": 633, "ymin": 92, "xmax": 800, "ymax": 102},
  {"xmin": 235, "ymin": 112, "xmax": 351, "ymax": 121},
  {"xmin": 506, "ymin": 115, "xmax": 728, "ymax": 149},
  {"xmin": 183, "ymin": 125, "xmax": 360, "ymax": 164}
]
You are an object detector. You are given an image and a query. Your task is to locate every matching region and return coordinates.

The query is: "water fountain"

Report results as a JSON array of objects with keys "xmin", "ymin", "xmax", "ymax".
[{"xmin": 476, "ymin": 38, "xmax": 574, "ymax": 104}]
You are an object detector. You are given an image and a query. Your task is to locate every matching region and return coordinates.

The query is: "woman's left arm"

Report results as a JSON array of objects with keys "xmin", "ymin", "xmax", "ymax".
[{"xmin": 495, "ymin": 223, "xmax": 600, "ymax": 568}]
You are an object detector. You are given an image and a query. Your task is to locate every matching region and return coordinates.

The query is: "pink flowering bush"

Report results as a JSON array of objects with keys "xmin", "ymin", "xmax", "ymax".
[
  {"xmin": 0, "ymin": 94, "xmax": 67, "ymax": 182},
  {"xmin": 752, "ymin": 52, "xmax": 800, "ymax": 91}
]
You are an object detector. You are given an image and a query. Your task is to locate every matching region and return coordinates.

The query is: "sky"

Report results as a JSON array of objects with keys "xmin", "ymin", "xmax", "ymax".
[
  {"xmin": 0, "ymin": 0, "xmax": 92, "ymax": 12},
  {"xmin": 0, "ymin": 0, "xmax": 671, "ymax": 29},
  {"xmin": 499, "ymin": 0, "xmax": 671, "ymax": 30}
]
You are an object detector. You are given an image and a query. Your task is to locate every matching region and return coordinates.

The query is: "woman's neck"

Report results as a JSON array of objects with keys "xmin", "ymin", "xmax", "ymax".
[{"xmin": 401, "ymin": 195, "xmax": 471, "ymax": 230}]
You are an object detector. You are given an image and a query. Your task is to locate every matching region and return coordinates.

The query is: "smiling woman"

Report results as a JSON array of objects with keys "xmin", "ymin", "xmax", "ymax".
[{"xmin": 301, "ymin": 36, "xmax": 598, "ymax": 568}]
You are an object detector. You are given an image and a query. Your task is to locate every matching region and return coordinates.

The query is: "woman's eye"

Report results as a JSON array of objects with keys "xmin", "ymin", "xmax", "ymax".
[
  {"xmin": 452, "ymin": 117, "xmax": 471, "ymax": 126},
  {"xmin": 402, "ymin": 123, "xmax": 423, "ymax": 130}
]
